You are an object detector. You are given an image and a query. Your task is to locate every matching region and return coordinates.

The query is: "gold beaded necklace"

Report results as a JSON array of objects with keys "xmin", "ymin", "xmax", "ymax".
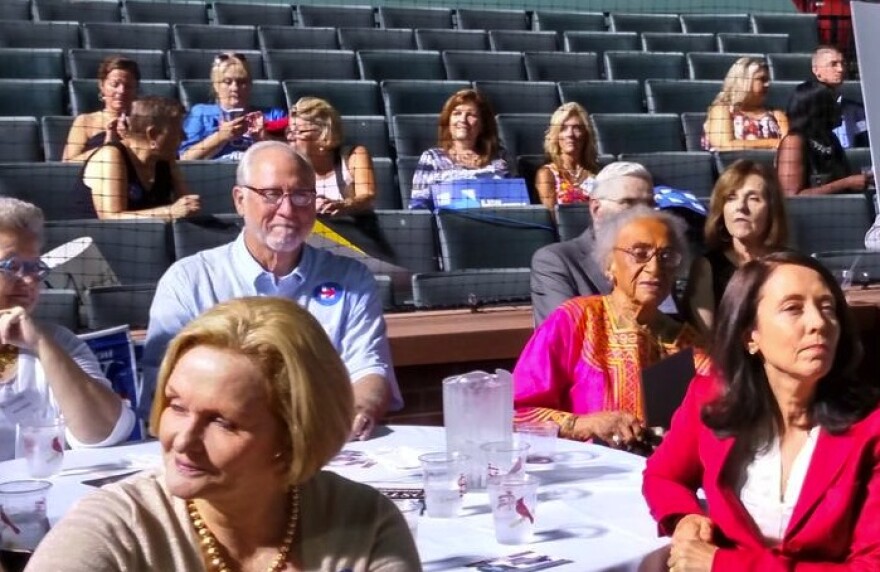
[
  {"xmin": 187, "ymin": 486, "xmax": 300, "ymax": 572},
  {"xmin": 0, "ymin": 344, "xmax": 19, "ymax": 382}
]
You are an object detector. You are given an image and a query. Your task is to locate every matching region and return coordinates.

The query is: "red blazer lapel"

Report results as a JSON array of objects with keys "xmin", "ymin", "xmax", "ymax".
[
  {"xmin": 785, "ymin": 428, "xmax": 853, "ymax": 539},
  {"xmin": 708, "ymin": 435, "xmax": 767, "ymax": 546}
]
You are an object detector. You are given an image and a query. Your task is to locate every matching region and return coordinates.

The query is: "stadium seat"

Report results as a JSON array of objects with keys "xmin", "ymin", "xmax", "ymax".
[
  {"xmin": 619, "ymin": 151, "xmax": 716, "ymax": 197},
  {"xmin": 172, "ymin": 24, "xmax": 257, "ymax": 50},
  {"xmin": 178, "ymin": 79, "xmax": 284, "ymax": 111},
  {"xmin": 257, "ymin": 26, "xmax": 338, "ymax": 50},
  {"xmin": 840, "ymin": 81, "xmax": 863, "ymax": 105},
  {"xmin": 0, "ymin": 0, "xmax": 31, "ymax": 21},
  {"xmin": 0, "ymin": 163, "xmax": 87, "ymax": 219},
  {"xmin": 488, "ymin": 30, "xmax": 558, "ymax": 52},
  {"xmin": 713, "ymin": 149, "xmax": 775, "ymax": 172},
  {"xmin": 343, "ymin": 115, "xmax": 392, "ymax": 158},
  {"xmin": 764, "ymin": 81, "xmax": 799, "ymax": 112},
  {"xmin": 558, "ymin": 80, "xmax": 644, "ymax": 114},
  {"xmin": 812, "ymin": 250, "xmax": 880, "ymax": 282},
  {"xmin": 40, "ymin": 115, "xmax": 73, "ymax": 162},
  {"xmin": 284, "ymin": 80, "xmax": 381, "ymax": 116},
  {"xmin": 604, "ymin": 51, "xmax": 686, "ymax": 83},
  {"xmin": 177, "ymin": 161, "xmax": 238, "ymax": 215},
  {"xmin": 69, "ymin": 48, "xmax": 167, "ymax": 80},
  {"xmin": 473, "ymin": 81, "xmax": 559, "ymax": 115},
  {"xmin": 171, "ymin": 214, "xmax": 243, "ymax": 259},
  {"xmin": 339, "ymin": 28, "xmax": 416, "ymax": 51},
  {"xmin": 0, "ymin": 21, "xmax": 80, "ymax": 49},
  {"xmin": 378, "ymin": 7, "xmax": 453, "ymax": 30},
  {"xmin": 436, "ymin": 206, "xmax": 556, "ymax": 270},
  {"xmin": 411, "ymin": 269, "xmax": 532, "ymax": 309},
  {"xmin": 0, "ymin": 48, "xmax": 65, "ymax": 79},
  {"xmin": 610, "ymin": 13, "xmax": 681, "ymax": 33},
  {"xmin": 0, "ymin": 80, "xmax": 66, "ymax": 118},
  {"xmin": 750, "ymin": 13, "xmax": 818, "ymax": 53},
  {"xmin": 370, "ymin": 157, "xmax": 399, "ymax": 209},
  {"xmin": 516, "ymin": 154, "xmax": 544, "ymax": 202},
  {"xmin": 395, "ymin": 155, "xmax": 421, "ymax": 208},
  {"xmin": 83, "ymin": 22, "xmax": 172, "ymax": 50},
  {"xmin": 358, "ymin": 50, "xmax": 445, "ymax": 81},
  {"xmin": 523, "ymin": 52, "xmax": 600, "ymax": 82},
  {"xmin": 787, "ymin": 195, "xmax": 874, "ymax": 254},
  {"xmin": 33, "ymin": 290, "xmax": 80, "ymax": 332},
  {"xmin": 455, "ymin": 8, "xmax": 529, "ymax": 31},
  {"xmin": 168, "ymin": 48, "xmax": 263, "ymax": 81},
  {"xmin": 373, "ymin": 209, "xmax": 439, "ymax": 273},
  {"xmin": 555, "ymin": 203, "xmax": 592, "ymax": 242},
  {"xmin": 296, "ymin": 5, "xmax": 375, "ymax": 28},
  {"xmin": 264, "ymin": 50, "xmax": 356, "ymax": 81},
  {"xmin": 679, "ymin": 13, "xmax": 750, "ymax": 34},
  {"xmin": 718, "ymin": 33, "xmax": 788, "ymax": 54},
  {"xmin": 496, "ymin": 113, "xmax": 552, "ymax": 158},
  {"xmin": 381, "ymin": 80, "xmax": 470, "ymax": 117},
  {"xmin": 0, "ymin": 118, "xmax": 42, "ymax": 162},
  {"xmin": 688, "ymin": 52, "xmax": 762, "ymax": 80},
  {"xmin": 44, "ymin": 218, "xmax": 173, "ymax": 283},
  {"xmin": 641, "ymin": 32, "xmax": 715, "ymax": 53},
  {"xmin": 767, "ymin": 53, "xmax": 812, "ymax": 82},
  {"xmin": 123, "ymin": 0, "xmax": 208, "ymax": 25},
  {"xmin": 563, "ymin": 32, "xmax": 639, "ymax": 74},
  {"xmin": 84, "ymin": 284, "xmax": 157, "ymax": 330},
  {"xmin": 392, "ymin": 115, "xmax": 438, "ymax": 157},
  {"xmin": 414, "ymin": 29, "xmax": 488, "ymax": 51},
  {"xmin": 33, "ymin": 0, "xmax": 120, "ymax": 22},
  {"xmin": 442, "ymin": 51, "xmax": 525, "ymax": 82},
  {"xmin": 212, "ymin": 2, "xmax": 293, "ymax": 27},
  {"xmin": 532, "ymin": 11, "xmax": 605, "ymax": 33},
  {"xmin": 681, "ymin": 112, "xmax": 708, "ymax": 151},
  {"xmin": 70, "ymin": 79, "xmax": 176, "ymax": 116},
  {"xmin": 645, "ymin": 79, "xmax": 721, "ymax": 114},
  {"xmin": 845, "ymin": 148, "xmax": 872, "ymax": 174},
  {"xmin": 591, "ymin": 113, "xmax": 684, "ymax": 154}
]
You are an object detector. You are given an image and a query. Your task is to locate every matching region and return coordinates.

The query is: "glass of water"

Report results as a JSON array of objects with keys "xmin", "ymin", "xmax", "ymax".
[
  {"xmin": 418, "ymin": 452, "xmax": 468, "ymax": 518},
  {"xmin": 16, "ymin": 418, "xmax": 65, "ymax": 479},
  {"xmin": 487, "ymin": 473, "xmax": 540, "ymax": 545}
]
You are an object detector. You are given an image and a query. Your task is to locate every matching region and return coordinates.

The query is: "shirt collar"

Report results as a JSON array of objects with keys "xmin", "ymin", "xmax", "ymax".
[{"xmin": 231, "ymin": 232, "xmax": 311, "ymax": 289}]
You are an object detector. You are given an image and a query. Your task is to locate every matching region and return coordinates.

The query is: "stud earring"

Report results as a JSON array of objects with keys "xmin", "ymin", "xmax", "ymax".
[{"xmin": 149, "ymin": 141, "xmax": 158, "ymax": 150}]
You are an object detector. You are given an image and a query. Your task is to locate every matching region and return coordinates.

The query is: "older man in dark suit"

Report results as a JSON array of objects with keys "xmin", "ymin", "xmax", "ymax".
[{"xmin": 530, "ymin": 162, "xmax": 655, "ymax": 324}]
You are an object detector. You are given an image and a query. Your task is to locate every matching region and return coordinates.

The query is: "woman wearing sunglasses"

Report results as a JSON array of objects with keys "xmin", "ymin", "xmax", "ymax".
[
  {"xmin": 0, "ymin": 198, "xmax": 134, "ymax": 461},
  {"xmin": 179, "ymin": 52, "xmax": 285, "ymax": 161},
  {"xmin": 514, "ymin": 207, "xmax": 709, "ymax": 448}
]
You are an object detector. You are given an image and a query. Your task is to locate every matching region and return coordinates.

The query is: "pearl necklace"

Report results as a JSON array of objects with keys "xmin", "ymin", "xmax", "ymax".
[{"xmin": 187, "ymin": 486, "xmax": 300, "ymax": 572}]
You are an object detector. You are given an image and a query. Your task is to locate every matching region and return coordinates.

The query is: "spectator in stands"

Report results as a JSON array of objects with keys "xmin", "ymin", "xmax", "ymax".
[
  {"xmin": 703, "ymin": 57, "xmax": 789, "ymax": 151},
  {"xmin": 684, "ymin": 160, "xmax": 789, "ymax": 336},
  {"xmin": 76, "ymin": 96, "xmax": 201, "ymax": 220},
  {"xmin": 287, "ymin": 97, "xmax": 376, "ymax": 216},
  {"xmin": 409, "ymin": 89, "xmax": 509, "ymax": 210},
  {"xmin": 530, "ymin": 161, "xmax": 655, "ymax": 325},
  {"xmin": 28, "ymin": 297, "xmax": 420, "ymax": 571},
  {"xmin": 179, "ymin": 52, "xmax": 285, "ymax": 161},
  {"xmin": 515, "ymin": 206, "xmax": 709, "ymax": 447},
  {"xmin": 812, "ymin": 45, "xmax": 867, "ymax": 149},
  {"xmin": 535, "ymin": 102, "xmax": 600, "ymax": 213},
  {"xmin": 62, "ymin": 56, "xmax": 140, "ymax": 163},
  {"xmin": 0, "ymin": 198, "xmax": 134, "ymax": 461},
  {"xmin": 143, "ymin": 141, "xmax": 400, "ymax": 441},
  {"xmin": 776, "ymin": 80, "xmax": 869, "ymax": 196},
  {"xmin": 645, "ymin": 251, "xmax": 880, "ymax": 570}
]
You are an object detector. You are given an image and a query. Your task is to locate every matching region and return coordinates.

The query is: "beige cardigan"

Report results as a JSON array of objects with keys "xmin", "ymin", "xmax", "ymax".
[{"xmin": 26, "ymin": 469, "xmax": 421, "ymax": 571}]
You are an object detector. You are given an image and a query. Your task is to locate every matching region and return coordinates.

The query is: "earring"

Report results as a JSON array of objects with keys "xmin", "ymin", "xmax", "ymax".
[
  {"xmin": 273, "ymin": 452, "xmax": 283, "ymax": 460},
  {"xmin": 149, "ymin": 141, "xmax": 157, "ymax": 150},
  {"xmin": 748, "ymin": 344, "xmax": 758, "ymax": 355}
]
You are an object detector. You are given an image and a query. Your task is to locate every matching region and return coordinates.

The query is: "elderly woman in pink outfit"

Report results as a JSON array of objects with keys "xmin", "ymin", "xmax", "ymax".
[{"xmin": 514, "ymin": 207, "xmax": 710, "ymax": 449}]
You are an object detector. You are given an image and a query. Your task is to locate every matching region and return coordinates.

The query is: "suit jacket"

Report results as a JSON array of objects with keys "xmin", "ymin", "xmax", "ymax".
[
  {"xmin": 643, "ymin": 373, "xmax": 880, "ymax": 570},
  {"xmin": 530, "ymin": 230, "xmax": 610, "ymax": 325}
]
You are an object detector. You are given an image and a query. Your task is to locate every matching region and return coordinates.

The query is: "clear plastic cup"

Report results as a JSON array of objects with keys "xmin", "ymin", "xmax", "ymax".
[
  {"xmin": 0, "ymin": 480, "xmax": 52, "ymax": 553},
  {"xmin": 16, "ymin": 418, "xmax": 65, "ymax": 478},
  {"xmin": 392, "ymin": 499, "xmax": 421, "ymax": 539},
  {"xmin": 515, "ymin": 421, "xmax": 560, "ymax": 464},
  {"xmin": 418, "ymin": 452, "xmax": 468, "ymax": 518},
  {"xmin": 480, "ymin": 441, "xmax": 529, "ymax": 480},
  {"xmin": 487, "ymin": 474, "xmax": 540, "ymax": 545}
]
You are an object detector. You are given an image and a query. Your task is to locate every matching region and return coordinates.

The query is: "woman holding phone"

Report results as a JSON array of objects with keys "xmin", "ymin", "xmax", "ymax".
[{"xmin": 178, "ymin": 52, "xmax": 285, "ymax": 161}]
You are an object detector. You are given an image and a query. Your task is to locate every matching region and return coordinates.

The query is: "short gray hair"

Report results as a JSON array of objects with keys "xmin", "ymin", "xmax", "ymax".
[
  {"xmin": 590, "ymin": 161, "xmax": 654, "ymax": 200},
  {"xmin": 0, "ymin": 198, "xmax": 44, "ymax": 242},
  {"xmin": 592, "ymin": 205, "xmax": 689, "ymax": 274},
  {"xmin": 236, "ymin": 141, "xmax": 314, "ymax": 187}
]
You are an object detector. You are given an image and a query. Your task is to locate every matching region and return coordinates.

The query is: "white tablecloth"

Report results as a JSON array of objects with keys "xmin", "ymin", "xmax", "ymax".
[{"xmin": 0, "ymin": 425, "xmax": 669, "ymax": 571}]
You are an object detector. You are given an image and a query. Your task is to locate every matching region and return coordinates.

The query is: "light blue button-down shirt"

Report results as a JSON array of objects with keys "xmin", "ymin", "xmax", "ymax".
[{"xmin": 142, "ymin": 233, "xmax": 401, "ymax": 417}]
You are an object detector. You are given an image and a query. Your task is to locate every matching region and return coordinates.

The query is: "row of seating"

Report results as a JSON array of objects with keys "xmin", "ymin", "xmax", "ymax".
[
  {"xmin": 0, "ymin": 2, "xmax": 818, "ymax": 45},
  {"xmin": 0, "ymin": 22, "xmax": 809, "ymax": 56},
  {"xmin": 30, "ymin": 192, "xmax": 877, "ymax": 329}
]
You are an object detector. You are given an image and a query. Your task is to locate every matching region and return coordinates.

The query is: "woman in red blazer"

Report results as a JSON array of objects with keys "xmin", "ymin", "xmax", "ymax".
[{"xmin": 643, "ymin": 250, "xmax": 880, "ymax": 571}]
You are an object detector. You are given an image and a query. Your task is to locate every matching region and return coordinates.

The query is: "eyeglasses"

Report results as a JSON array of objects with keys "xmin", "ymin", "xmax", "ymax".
[
  {"xmin": 213, "ymin": 52, "xmax": 247, "ymax": 66},
  {"xmin": 241, "ymin": 185, "xmax": 316, "ymax": 208},
  {"xmin": 614, "ymin": 246, "xmax": 682, "ymax": 269},
  {"xmin": 0, "ymin": 256, "xmax": 51, "ymax": 280}
]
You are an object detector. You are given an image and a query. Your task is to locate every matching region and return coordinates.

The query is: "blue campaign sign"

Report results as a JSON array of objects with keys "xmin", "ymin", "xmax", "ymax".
[{"xmin": 79, "ymin": 325, "xmax": 145, "ymax": 441}]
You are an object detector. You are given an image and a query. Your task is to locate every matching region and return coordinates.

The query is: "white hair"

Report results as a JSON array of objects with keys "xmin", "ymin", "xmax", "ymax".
[
  {"xmin": 236, "ymin": 141, "xmax": 315, "ymax": 187},
  {"xmin": 590, "ymin": 161, "xmax": 654, "ymax": 200},
  {"xmin": 0, "ymin": 197, "xmax": 44, "ymax": 242},
  {"xmin": 592, "ymin": 205, "xmax": 689, "ymax": 275}
]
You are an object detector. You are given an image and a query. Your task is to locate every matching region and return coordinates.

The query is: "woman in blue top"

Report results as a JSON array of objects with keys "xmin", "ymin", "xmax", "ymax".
[{"xmin": 179, "ymin": 53, "xmax": 285, "ymax": 161}]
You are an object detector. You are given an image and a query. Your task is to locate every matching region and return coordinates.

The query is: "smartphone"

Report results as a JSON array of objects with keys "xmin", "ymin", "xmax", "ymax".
[{"xmin": 222, "ymin": 108, "xmax": 245, "ymax": 121}]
